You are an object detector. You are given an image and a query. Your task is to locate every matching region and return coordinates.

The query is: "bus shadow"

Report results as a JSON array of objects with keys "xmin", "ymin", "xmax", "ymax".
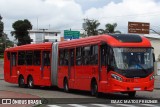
[
  {"xmin": 36, "ymin": 86, "xmax": 147, "ymax": 99},
  {"xmin": 7, "ymin": 85, "xmax": 146, "ymax": 99},
  {"xmin": 63, "ymin": 89, "xmax": 146, "ymax": 99}
]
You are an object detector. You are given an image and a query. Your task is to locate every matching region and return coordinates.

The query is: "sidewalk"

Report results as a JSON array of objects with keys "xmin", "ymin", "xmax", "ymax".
[{"xmin": 154, "ymin": 75, "xmax": 160, "ymax": 89}]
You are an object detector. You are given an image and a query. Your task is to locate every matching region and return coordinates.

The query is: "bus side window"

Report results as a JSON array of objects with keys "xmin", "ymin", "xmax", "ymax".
[
  {"xmin": 90, "ymin": 45, "xmax": 98, "ymax": 65},
  {"xmin": 83, "ymin": 46, "xmax": 90, "ymax": 65},
  {"xmin": 101, "ymin": 45, "xmax": 107, "ymax": 66},
  {"xmin": 108, "ymin": 47, "xmax": 115, "ymax": 68},
  {"xmin": 11, "ymin": 52, "xmax": 17, "ymax": 66},
  {"xmin": 70, "ymin": 49, "xmax": 74, "ymax": 66},
  {"xmin": 64, "ymin": 50, "xmax": 69, "ymax": 66},
  {"xmin": 33, "ymin": 51, "xmax": 41, "ymax": 66},
  {"xmin": 18, "ymin": 51, "xmax": 25, "ymax": 65},
  {"xmin": 26, "ymin": 51, "xmax": 33, "ymax": 66},
  {"xmin": 59, "ymin": 49, "xmax": 64, "ymax": 65},
  {"xmin": 7, "ymin": 52, "xmax": 10, "ymax": 60},
  {"xmin": 76, "ymin": 47, "xmax": 82, "ymax": 65},
  {"xmin": 43, "ymin": 51, "xmax": 50, "ymax": 66}
]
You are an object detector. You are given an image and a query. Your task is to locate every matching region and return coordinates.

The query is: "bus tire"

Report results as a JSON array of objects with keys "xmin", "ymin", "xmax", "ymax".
[
  {"xmin": 64, "ymin": 78, "xmax": 69, "ymax": 92},
  {"xmin": 18, "ymin": 75, "xmax": 25, "ymax": 88},
  {"xmin": 91, "ymin": 80, "xmax": 98, "ymax": 96},
  {"xmin": 28, "ymin": 76, "xmax": 34, "ymax": 89},
  {"xmin": 128, "ymin": 91, "xmax": 136, "ymax": 98}
]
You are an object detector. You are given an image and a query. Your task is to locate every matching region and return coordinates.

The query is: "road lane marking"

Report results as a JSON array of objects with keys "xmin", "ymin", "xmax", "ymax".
[
  {"xmin": 47, "ymin": 105, "xmax": 61, "ymax": 107},
  {"xmin": 92, "ymin": 104, "xmax": 114, "ymax": 107},
  {"xmin": 68, "ymin": 104, "xmax": 87, "ymax": 107},
  {"xmin": 116, "ymin": 104, "xmax": 139, "ymax": 107},
  {"xmin": 141, "ymin": 104, "xmax": 160, "ymax": 107}
]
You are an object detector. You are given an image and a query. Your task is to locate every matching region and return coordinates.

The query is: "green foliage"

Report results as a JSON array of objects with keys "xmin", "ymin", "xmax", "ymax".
[
  {"xmin": 83, "ymin": 19, "xmax": 121, "ymax": 36},
  {"xmin": 6, "ymin": 39, "xmax": 14, "ymax": 48},
  {"xmin": 11, "ymin": 19, "xmax": 32, "ymax": 46},
  {"xmin": 0, "ymin": 34, "xmax": 14, "ymax": 57},
  {"xmin": 84, "ymin": 19, "xmax": 100, "ymax": 36},
  {"xmin": 104, "ymin": 23, "xmax": 121, "ymax": 34},
  {"xmin": 0, "ymin": 37, "xmax": 5, "ymax": 53},
  {"xmin": 0, "ymin": 15, "xmax": 3, "ymax": 37}
]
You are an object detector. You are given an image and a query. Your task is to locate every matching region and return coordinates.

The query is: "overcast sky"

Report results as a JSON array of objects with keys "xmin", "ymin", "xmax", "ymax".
[{"xmin": 0, "ymin": 0, "xmax": 160, "ymax": 40}]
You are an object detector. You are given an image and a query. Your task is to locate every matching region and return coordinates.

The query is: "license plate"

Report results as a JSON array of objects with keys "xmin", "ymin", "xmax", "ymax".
[{"xmin": 134, "ymin": 88, "xmax": 141, "ymax": 90}]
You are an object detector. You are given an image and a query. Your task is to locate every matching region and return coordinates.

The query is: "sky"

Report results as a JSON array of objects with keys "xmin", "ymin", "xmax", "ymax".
[{"xmin": 0, "ymin": 0, "xmax": 160, "ymax": 40}]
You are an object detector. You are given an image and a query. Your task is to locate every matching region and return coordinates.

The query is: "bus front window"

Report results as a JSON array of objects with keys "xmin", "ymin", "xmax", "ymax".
[{"xmin": 113, "ymin": 48, "xmax": 154, "ymax": 70}]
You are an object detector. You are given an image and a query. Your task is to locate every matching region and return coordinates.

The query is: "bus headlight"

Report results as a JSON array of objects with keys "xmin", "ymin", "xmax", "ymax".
[
  {"xmin": 111, "ymin": 74, "xmax": 122, "ymax": 82},
  {"xmin": 150, "ymin": 74, "xmax": 154, "ymax": 80}
]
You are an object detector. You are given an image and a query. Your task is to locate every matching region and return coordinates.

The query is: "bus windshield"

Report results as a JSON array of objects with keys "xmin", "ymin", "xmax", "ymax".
[{"xmin": 113, "ymin": 48, "xmax": 154, "ymax": 70}]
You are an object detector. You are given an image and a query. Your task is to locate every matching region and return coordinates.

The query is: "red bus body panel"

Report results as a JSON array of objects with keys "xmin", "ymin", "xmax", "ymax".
[
  {"xmin": 4, "ymin": 34, "xmax": 154, "ymax": 94},
  {"xmin": 4, "ymin": 43, "xmax": 52, "ymax": 86}
]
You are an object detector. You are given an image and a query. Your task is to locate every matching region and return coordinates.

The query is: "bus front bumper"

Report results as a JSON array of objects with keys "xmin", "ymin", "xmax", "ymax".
[{"xmin": 108, "ymin": 79, "xmax": 154, "ymax": 92}]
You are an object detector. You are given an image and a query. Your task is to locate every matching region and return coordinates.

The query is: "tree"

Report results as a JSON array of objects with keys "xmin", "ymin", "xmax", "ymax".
[
  {"xmin": 0, "ymin": 15, "xmax": 4, "ymax": 37},
  {"xmin": 102, "ymin": 23, "xmax": 121, "ymax": 34},
  {"xmin": 11, "ymin": 19, "xmax": 32, "ymax": 46},
  {"xmin": 0, "ymin": 15, "xmax": 4, "ymax": 57},
  {"xmin": 0, "ymin": 34, "xmax": 13, "ymax": 58},
  {"xmin": 83, "ymin": 19, "xmax": 100, "ymax": 36},
  {"xmin": 0, "ymin": 36, "xmax": 5, "ymax": 53}
]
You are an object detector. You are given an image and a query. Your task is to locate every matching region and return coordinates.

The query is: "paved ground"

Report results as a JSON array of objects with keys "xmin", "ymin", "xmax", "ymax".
[
  {"xmin": 0, "ymin": 59, "xmax": 4, "ymax": 80},
  {"xmin": 0, "ymin": 59, "xmax": 39, "ymax": 107},
  {"xmin": 155, "ymin": 75, "xmax": 160, "ymax": 89},
  {"xmin": 47, "ymin": 104, "xmax": 160, "ymax": 107}
]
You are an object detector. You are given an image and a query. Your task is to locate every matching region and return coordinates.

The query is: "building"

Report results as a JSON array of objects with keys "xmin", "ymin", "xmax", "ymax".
[
  {"xmin": 29, "ymin": 30, "xmax": 62, "ymax": 44},
  {"xmin": 143, "ymin": 34, "xmax": 160, "ymax": 61}
]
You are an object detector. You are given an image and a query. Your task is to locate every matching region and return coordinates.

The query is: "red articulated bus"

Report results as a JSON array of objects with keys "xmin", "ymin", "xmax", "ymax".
[{"xmin": 4, "ymin": 34, "xmax": 155, "ymax": 97}]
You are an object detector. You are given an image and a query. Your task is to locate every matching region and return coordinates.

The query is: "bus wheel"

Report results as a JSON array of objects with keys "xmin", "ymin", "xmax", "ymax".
[
  {"xmin": 91, "ymin": 81, "xmax": 98, "ymax": 96},
  {"xmin": 64, "ymin": 78, "xmax": 69, "ymax": 92},
  {"xmin": 28, "ymin": 76, "xmax": 34, "ymax": 89},
  {"xmin": 18, "ymin": 76, "xmax": 25, "ymax": 88},
  {"xmin": 128, "ymin": 91, "xmax": 136, "ymax": 98}
]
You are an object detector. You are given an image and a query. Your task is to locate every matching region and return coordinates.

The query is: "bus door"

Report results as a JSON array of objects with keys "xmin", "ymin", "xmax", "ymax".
[
  {"xmin": 58, "ymin": 49, "xmax": 69, "ymax": 88},
  {"xmin": 99, "ymin": 44, "xmax": 108, "ymax": 91},
  {"xmin": 17, "ymin": 51, "xmax": 26, "ymax": 78},
  {"xmin": 10, "ymin": 52, "xmax": 17, "ymax": 77},
  {"xmin": 32, "ymin": 51, "xmax": 41, "ymax": 84},
  {"xmin": 68, "ymin": 49, "xmax": 75, "ymax": 88},
  {"xmin": 42, "ymin": 51, "xmax": 51, "ymax": 80}
]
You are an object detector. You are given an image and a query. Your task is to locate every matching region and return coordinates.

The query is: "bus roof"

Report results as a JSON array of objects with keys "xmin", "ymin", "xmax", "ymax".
[
  {"xmin": 59, "ymin": 34, "xmax": 151, "ymax": 48},
  {"xmin": 5, "ymin": 34, "xmax": 151, "ymax": 51},
  {"xmin": 5, "ymin": 42, "xmax": 52, "ymax": 51}
]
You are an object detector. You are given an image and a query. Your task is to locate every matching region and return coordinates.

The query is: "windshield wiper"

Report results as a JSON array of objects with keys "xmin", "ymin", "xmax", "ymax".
[{"xmin": 136, "ymin": 63, "xmax": 147, "ymax": 74}]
